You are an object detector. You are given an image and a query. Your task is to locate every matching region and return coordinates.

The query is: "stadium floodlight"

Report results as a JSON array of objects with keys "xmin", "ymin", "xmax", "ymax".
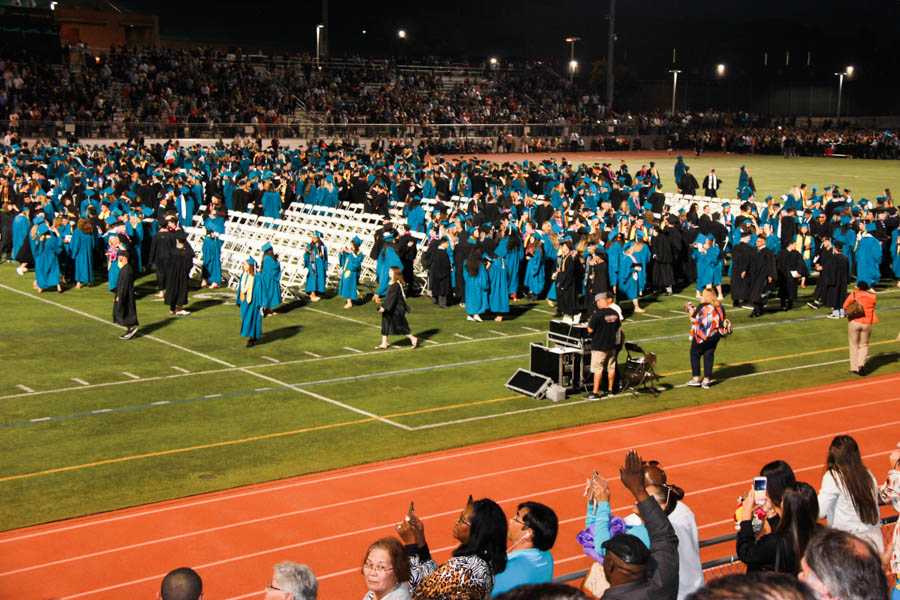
[
  {"xmin": 490, "ymin": 57, "xmax": 498, "ymax": 65},
  {"xmin": 669, "ymin": 69, "xmax": 682, "ymax": 114},
  {"xmin": 834, "ymin": 66, "xmax": 853, "ymax": 122},
  {"xmin": 316, "ymin": 25, "xmax": 324, "ymax": 65},
  {"xmin": 716, "ymin": 63, "xmax": 726, "ymax": 76},
  {"xmin": 398, "ymin": 29, "xmax": 406, "ymax": 39},
  {"xmin": 565, "ymin": 36, "xmax": 581, "ymax": 84}
]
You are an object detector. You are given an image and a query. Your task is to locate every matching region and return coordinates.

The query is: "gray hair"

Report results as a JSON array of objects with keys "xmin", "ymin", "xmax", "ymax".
[{"xmin": 273, "ymin": 561, "xmax": 318, "ymax": 600}]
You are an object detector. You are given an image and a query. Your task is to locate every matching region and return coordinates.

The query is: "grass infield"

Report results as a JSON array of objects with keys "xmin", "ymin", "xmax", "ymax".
[{"xmin": 1, "ymin": 153, "xmax": 898, "ymax": 531}]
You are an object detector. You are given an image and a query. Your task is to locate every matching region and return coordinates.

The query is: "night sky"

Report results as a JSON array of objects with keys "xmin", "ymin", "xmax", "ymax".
[{"xmin": 115, "ymin": 0, "xmax": 898, "ymax": 75}]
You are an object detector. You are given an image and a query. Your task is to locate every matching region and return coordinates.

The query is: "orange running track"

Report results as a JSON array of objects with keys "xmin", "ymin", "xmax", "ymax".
[{"xmin": 2, "ymin": 374, "xmax": 899, "ymax": 600}]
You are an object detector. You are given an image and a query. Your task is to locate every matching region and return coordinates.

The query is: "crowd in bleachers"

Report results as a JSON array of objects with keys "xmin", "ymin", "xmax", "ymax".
[
  {"xmin": 0, "ymin": 46, "xmax": 897, "ymax": 162},
  {"xmin": 150, "ymin": 442, "xmax": 898, "ymax": 600}
]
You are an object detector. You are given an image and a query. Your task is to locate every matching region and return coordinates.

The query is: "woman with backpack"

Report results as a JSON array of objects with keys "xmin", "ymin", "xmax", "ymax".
[{"xmin": 686, "ymin": 286, "xmax": 730, "ymax": 389}]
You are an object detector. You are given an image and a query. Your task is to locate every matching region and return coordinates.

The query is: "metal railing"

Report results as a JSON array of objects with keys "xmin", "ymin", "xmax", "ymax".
[
  {"xmin": 550, "ymin": 514, "xmax": 899, "ymax": 585},
  {"xmin": 4, "ymin": 120, "xmax": 643, "ymax": 141}
]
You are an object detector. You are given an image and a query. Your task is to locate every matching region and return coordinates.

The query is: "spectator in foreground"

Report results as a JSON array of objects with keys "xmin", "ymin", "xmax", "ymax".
[
  {"xmin": 492, "ymin": 501, "xmax": 559, "ymax": 596},
  {"xmin": 737, "ymin": 481, "xmax": 821, "ymax": 573},
  {"xmin": 159, "ymin": 567, "xmax": 203, "ymax": 600},
  {"xmin": 398, "ymin": 496, "xmax": 508, "ymax": 599},
  {"xmin": 878, "ymin": 445, "xmax": 900, "ymax": 600},
  {"xmin": 818, "ymin": 435, "xmax": 883, "ymax": 553},
  {"xmin": 265, "ymin": 561, "xmax": 318, "ymax": 600},
  {"xmin": 643, "ymin": 462, "xmax": 703, "ymax": 600},
  {"xmin": 599, "ymin": 450, "xmax": 679, "ymax": 600},
  {"xmin": 799, "ymin": 528, "xmax": 889, "ymax": 600},
  {"xmin": 686, "ymin": 572, "xmax": 816, "ymax": 600},
  {"xmin": 361, "ymin": 537, "xmax": 411, "ymax": 600}
]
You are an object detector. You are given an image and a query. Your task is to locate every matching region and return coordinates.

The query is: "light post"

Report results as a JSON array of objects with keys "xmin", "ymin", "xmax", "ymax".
[
  {"xmin": 834, "ymin": 66, "xmax": 853, "ymax": 122},
  {"xmin": 315, "ymin": 24, "xmax": 324, "ymax": 65},
  {"xmin": 565, "ymin": 36, "xmax": 580, "ymax": 84},
  {"xmin": 669, "ymin": 69, "xmax": 682, "ymax": 114}
]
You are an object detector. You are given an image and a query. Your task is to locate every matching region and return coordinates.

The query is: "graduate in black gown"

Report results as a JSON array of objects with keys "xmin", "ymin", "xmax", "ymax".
[
  {"xmin": 555, "ymin": 241, "xmax": 580, "ymax": 322},
  {"xmin": 776, "ymin": 239, "xmax": 808, "ymax": 310},
  {"xmin": 584, "ymin": 247, "xmax": 611, "ymax": 315},
  {"xmin": 822, "ymin": 241, "xmax": 851, "ymax": 318},
  {"xmin": 650, "ymin": 223, "xmax": 674, "ymax": 295},
  {"xmin": 454, "ymin": 230, "xmax": 473, "ymax": 305},
  {"xmin": 375, "ymin": 266, "xmax": 418, "ymax": 350},
  {"xmin": 113, "ymin": 249, "xmax": 139, "ymax": 339},
  {"xmin": 748, "ymin": 234, "xmax": 777, "ymax": 318},
  {"xmin": 428, "ymin": 236, "xmax": 452, "ymax": 309},
  {"xmin": 164, "ymin": 231, "xmax": 194, "ymax": 315},
  {"xmin": 730, "ymin": 229, "xmax": 754, "ymax": 307},
  {"xmin": 808, "ymin": 237, "xmax": 833, "ymax": 309},
  {"xmin": 149, "ymin": 215, "xmax": 175, "ymax": 297}
]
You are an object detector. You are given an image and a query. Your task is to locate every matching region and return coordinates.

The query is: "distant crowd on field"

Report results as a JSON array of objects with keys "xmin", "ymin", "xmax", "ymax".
[{"xmin": 151, "ymin": 440, "xmax": 899, "ymax": 600}]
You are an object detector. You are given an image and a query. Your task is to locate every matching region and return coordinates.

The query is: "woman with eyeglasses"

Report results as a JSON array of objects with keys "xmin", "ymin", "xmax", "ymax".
[
  {"xmin": 397, "ymin": 496, "xmax": 508, "ymax": 600},
  {"xmin": 361, "ymin": 538, "xmax": 412, "ymax": 600}
]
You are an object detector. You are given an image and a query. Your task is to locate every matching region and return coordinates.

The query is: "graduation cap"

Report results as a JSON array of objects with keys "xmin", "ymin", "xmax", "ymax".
[
  {"xmin": 695, "ymin": 233, "xmax": 707, "ymax": 245},
  {"xmin": 313, "ymin": 230, "xmax": 323, "ymax": 238},
  {"xmin": 833, "ymin": 241, "xmax": 844, "ymax": 251},
  {"xmin": 482, "ymin": 253, "xmax": 493, "ymax": 262},
  {"xmin": 36, "ymin": 222, "xmax": 50, "ymax": 236},
  {"xmin": 245, "ymin": 256, "xmax": 257, "ymax": 267},
  {"xmin": 105, "ymin": 215, "xmax": 118, "ymax": 226},
  {"xmin": 383, "ymin": 232, "xmax": 395, "ymax": 242},
  {"xmin": 351, "ymin": 236, "xmax": 363, "ymax": 245},
  {"xmin": 840, "ymin": 215, "xmax": 851, "ymax": 226},
  {"xmin": 722, "ymin": 202, "xmax": 730, "ymax": 208},
  {"xmin": 865, "ymin": 222, "xmax": 877, "ymax": 233},
  {"xmin": 33, "ymin": 213, "xmax": 45, "ymax": 224},
  {"xmin": 261, "ymin": 241, "xmax": 273, "ymax": 252},
  {"xmin": 764, "ymin": 195, "xmax": 773, "ymax": 202}
]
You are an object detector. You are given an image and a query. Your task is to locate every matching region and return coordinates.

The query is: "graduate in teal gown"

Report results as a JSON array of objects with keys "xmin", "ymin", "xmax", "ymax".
[
  {"xmin": 617, "ymin": 245, "xmax": 646, "ymax": 313},
  {"xmin": 486, "ymin": 253, "xmax": 510, "ymax": 321},
  {"xmin": 855, "ymin": 223, "xmax": 882, "ymax": 287},
  {"xmin": 338, "ymin": 236, "xmax": 364, "ymax": 309},
  {"xmin": 375, "ymin": 233, "xmax": 403, "ymax": 299},
  {"xmin": 33, "ymin": 223, "xmax": 62, "ymax": 292},
  {"xmin": 524, "ymin": 233, "xmax": 545, "ymax": 298},
  {"xmin": 463, "ymin": 250, "xmax": 489, "ymax": 320},
  {"xmin": 303, "ymin": 231, "xmax": 328, "ymax": 301},
  {"xmin": 236, "ymin": 256, "xmax": 264, "ymax": 347},
  {"xmin": 70, "ymin": 217, "xmax": 95, "ymax": 287},
  {"xmin": 261, "ymin": 182, "xmax": 282, "ymax": 220},
  {"xmin": 258, "ymin": 242, "xmax": 282, "ymax": 315}
]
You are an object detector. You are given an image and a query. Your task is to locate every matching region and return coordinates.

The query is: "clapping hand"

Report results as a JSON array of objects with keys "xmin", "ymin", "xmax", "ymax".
[{"xmin": 619, "ymin": 450, "xmax": 649, "ymax": 502}]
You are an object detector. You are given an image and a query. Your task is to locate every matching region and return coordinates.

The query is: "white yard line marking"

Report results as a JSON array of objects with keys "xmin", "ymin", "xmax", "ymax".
[
  {"xmin": 303, "ymin": 351, "xmax": 321, "ymax": 358},
  {"xmin": 0, "ymin": 284, "xmax": 405, "ymax": 430},
  {"xmin": 150, "ymin": 401, "xmax": 170, "ymax": 406},
  {"xmin": 424, "ymin": 340, "xmax": 439, "ymax": 345},
  {"xmin": 261, "ymin": 356, "xmax": 280, "ymax": 363},
  {"xmin": 453, "ymin": 333, "xmax": 473, "ymax": 340},
  {"xmin": 16, "ymin": 384, "xmax": 34, "ymax": 393},
  {"xmin": 669, "ymin": 310, "xmax": 686, "ymax": 315},
  {"xmin": 636, "ymin": 312, "xmax": 662, "ymax": 319},
  {"xmin": 534, "ymin": 308, "xmax": 554, "ymax": 315},
  {"xmin": 71, "ymin": 378, "xmax": 89, "ymax": 386},
  {"xmin": 343, "ymin": 346, "xmax": 362, "ymax": 354},
  {"xmin": 170, "ymin": 366, "xmax": 190, "ymax": 374},
  {"xmin": 521, "ymin": 326, "xmax": 541, "ymax": 332},
  {"xmin": 488, "ymin": 329, "xmax": 508, "ymax": 336},
  {"xmin": 301, "ymin": 305, "xmax": 380, "ymax": 329},
  {"xmin": 28, "ymin": 417, "xmax": 50, "ymax": 422},
  {"xmin": 121, "ymin": 372, "xmax": 140, "ymax": 380}
]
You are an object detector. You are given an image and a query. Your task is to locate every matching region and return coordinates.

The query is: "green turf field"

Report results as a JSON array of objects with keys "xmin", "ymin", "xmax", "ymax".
[{"xmin": 1, "ymin": 154, "xmax": 898, "ymax": 531}]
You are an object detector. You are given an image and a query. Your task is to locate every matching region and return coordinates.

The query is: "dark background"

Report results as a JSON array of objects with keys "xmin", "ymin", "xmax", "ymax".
[{"xmin": 98, "ymin": 1, "xmax": 900, "ymax": 115}]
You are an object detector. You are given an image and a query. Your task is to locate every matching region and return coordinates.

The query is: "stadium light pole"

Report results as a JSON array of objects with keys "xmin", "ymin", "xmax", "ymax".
[
  {"xmin": 315, "ymin": 24, "xmax": 324, "ymax": 65},
  {"xmin": 834, "ymin": 66, "xmax": 853, "ymax": 122},
  {"xmin": 565, "ymin": 36, "xmax": 580, "ymax": 84},
  {"xmin": 669, "ymin": 69, "xmax": 682, "ymax": 114}
]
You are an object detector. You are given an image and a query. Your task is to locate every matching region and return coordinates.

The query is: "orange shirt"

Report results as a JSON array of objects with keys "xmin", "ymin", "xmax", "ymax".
[{"xmin": 843, "ymin": 290, "xmax": 878, "ymax": 325}]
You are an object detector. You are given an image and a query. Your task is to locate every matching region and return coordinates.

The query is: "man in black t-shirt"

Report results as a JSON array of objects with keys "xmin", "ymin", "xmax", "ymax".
[{"xmin": 586, "ymin": 293, "xmax": 621, "ymax": 399}]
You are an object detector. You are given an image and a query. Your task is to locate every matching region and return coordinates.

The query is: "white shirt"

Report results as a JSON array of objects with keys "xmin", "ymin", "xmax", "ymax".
[
  {"xmin": 818, "ymin": 469, "xmax": 879, "ymax": 534},
  {"xmin": 669, "ymin": 502, "xmax": 704, "ymax": 600}
]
